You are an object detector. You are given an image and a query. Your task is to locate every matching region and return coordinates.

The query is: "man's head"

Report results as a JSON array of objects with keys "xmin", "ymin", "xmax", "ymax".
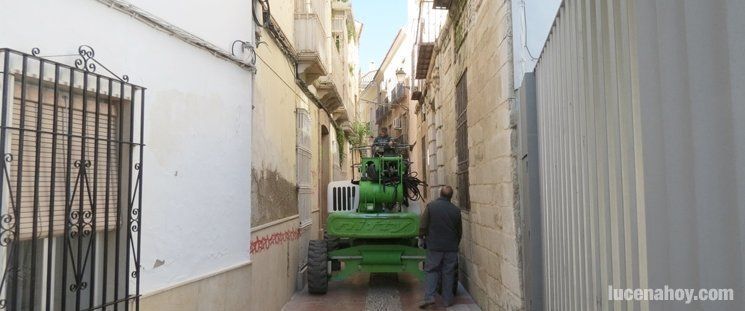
[
  {"xmin": 440, "ymin": 185, "xmax": 454, "ymax": 200},
  {"xmin": 378, "ymin": 127, "xmax": 388, "ymax": 137}
]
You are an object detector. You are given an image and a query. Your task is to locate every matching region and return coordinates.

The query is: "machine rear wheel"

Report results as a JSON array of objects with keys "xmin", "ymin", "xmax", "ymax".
[{"xmin": 307, "ymin": 240, "xmax": 329, "ymax": 294}]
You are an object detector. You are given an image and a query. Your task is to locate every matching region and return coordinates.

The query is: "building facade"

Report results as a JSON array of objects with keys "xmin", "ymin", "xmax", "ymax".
[
  {"xmin": 0, "ymin": 0, "xmax": 362, "ymax": 310},
  {"xmin": 0, "ymin": 0, "xmax": 255, "ymax": 309},
  {"xmin": 410, "ymin": 0, "xmax": 524, "ymax": 309},
  {"xmin": 249, "ymin": 0, "xmax": 360, "ymax": 310}
]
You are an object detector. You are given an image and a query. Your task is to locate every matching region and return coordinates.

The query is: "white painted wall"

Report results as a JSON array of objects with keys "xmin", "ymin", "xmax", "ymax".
[
  {"xmin": 379, "ymin": 31, "xmax": 409, "ymax": 99},
  {"xmin": 0, "ymin": 0, "xmax": 254, "ymax": 294}
]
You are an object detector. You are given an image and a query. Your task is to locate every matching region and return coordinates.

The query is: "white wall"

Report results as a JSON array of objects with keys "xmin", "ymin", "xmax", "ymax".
[
  {"xmin": 0, "ymin": 0, "xmax": 254, "ymax": 294},
  {"xmin": 380, "ymin": 31, "xmax": 409, "ymax": 98}
]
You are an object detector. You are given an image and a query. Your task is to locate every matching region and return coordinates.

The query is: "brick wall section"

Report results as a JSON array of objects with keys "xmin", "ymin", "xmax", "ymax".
[{"xmin": 420, "ymin": 0, "xmax": 522, "ymax": 309}]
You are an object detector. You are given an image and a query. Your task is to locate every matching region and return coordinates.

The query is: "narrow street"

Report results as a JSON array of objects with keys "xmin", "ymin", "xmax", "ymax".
[
  {"xmin": 1, "ymin": 0, "xmax": 743, "ymax": 310},
  {"xmin": 283, "ymin": 273, "xmax": 480, "ymax": 311}
]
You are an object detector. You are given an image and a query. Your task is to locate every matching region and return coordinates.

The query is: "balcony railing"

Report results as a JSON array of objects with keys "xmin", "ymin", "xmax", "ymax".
[
  {"xmin": 376, "ymin": 105, "xmax": 390, "ymax": 125},
  {"xmin": 295, "ymin": 0, "xmax": 330, "ymax": 77},
  {"xmin": 415, "ymin": 0, "xmax": 447, "ymax": 79},
  {"xmin": 332, "ymin": 0, "xmax": 351, "ymax": 11},
  {"xmin": 315, "ymin": 44, "xmax": 352, "ymax": 123},
  {"xmin": 391, "ymin": 83, "xmax": 409, "ymax": 104}
]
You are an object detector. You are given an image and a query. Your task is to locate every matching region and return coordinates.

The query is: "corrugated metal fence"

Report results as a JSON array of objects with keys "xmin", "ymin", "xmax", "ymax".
[{"xmin": 530, "ymin": 0, "xmax": 744, "ymax": 310}]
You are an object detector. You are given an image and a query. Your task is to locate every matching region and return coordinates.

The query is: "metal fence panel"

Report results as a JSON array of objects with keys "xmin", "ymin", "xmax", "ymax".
[
  {"xmin": 534, "ymin": 0, "xmax": 745, "ymax": 310},
  {"xmin": 534, "ymin": 0, "xmax": 644, "ymax": 309}
]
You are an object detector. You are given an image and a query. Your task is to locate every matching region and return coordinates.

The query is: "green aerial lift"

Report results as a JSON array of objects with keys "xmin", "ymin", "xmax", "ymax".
[{"xmin": 307, "ymin": 143, "xmax": 426, "ymax": 294}]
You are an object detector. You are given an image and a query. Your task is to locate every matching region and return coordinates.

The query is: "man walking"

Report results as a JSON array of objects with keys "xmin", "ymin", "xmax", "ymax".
[{"xmin": 419, "ymin": 185, "xmax": 462, "ymax": 308}]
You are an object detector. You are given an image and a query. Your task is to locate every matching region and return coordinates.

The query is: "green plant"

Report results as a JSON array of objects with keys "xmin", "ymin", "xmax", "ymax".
[
  {"xmin": 336, "ymin": 128, "xmax": 347, "ymax": 166},
  {"xmin": 347, "ymin": 20, "xmax": 356, "ymax": 41},
  {"xmin": 347, "ymin": 121, "xmax": 371, "ymax": 149}
]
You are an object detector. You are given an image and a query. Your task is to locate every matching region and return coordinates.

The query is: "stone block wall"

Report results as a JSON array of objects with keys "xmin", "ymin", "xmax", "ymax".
[{"xmin": 420, "ymin": 0, "xmax": 523, "ymax": 309}]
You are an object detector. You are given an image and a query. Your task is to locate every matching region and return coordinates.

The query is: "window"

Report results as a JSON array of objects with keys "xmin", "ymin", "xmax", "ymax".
[
  {"xmin": 7, "ymin": 84, "xmax": 121, "ymax": 239},
  {"xmin": 0, "ymin": 48, "xmax": 143, "ymax": 310},
  {"xmin": 296, "ymin": 108, "xmax": 312, "ymax": 276},
  {"xmin": 296, "ymin": 108, "xmax": 312, "ymax": 225},
  {"xmin": 455, "ymin": 71, "xmax": 470, "ymax": 210}
]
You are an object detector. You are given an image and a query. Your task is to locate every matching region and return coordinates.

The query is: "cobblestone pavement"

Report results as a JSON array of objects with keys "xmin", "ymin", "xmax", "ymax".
[{"xmin": 282, "ymin": 273, "xmax": 481, "ymax": 311}]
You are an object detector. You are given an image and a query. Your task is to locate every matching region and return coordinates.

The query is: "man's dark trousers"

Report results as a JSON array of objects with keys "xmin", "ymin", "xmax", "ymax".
[{"xmin": 424, "ymin": 250, "xmax": 458, "ymax": 305}]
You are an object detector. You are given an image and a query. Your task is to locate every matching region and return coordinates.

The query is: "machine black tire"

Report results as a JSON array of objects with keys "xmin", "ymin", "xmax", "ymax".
[
  {"xmin": 307, "ymin": 240, "xmax": 329, "ymax": 294},
  {"xmin": 326, "ymin": 238, "xmax": 340, "ymax": 252}
]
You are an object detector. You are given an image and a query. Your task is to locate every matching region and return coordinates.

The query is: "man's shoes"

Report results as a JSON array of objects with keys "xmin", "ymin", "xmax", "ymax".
[{"xmin": 418, "ymin": 299, "xmax": 435, "ymax": 309}]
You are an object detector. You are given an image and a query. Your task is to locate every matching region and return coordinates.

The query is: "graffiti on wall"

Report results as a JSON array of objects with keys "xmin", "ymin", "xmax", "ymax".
[{"xmin": 250, "ymin": 228, "xmax": 303, "ymax": 255}]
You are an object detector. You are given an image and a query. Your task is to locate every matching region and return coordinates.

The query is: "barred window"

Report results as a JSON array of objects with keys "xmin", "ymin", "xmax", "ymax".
[
  {"xmin": 455, "ymin": 71, "xmax": 469, "ymax": 210},
  {"xmin": 0, "ymin": 48, "xmax": 144, "ymax": 310},
  {"xmin": 8, "ymin": 81, "xmax": 122, "ymax": 239}
]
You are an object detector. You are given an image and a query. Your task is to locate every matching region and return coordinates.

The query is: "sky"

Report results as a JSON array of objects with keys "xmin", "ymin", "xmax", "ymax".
[
  {"xmin": 513, "ymin": 0, "xmax": 562, "ymax": 87},
  {"xmin": 353, "ymin": 0, "xmax": 408, "ymax": 74}
]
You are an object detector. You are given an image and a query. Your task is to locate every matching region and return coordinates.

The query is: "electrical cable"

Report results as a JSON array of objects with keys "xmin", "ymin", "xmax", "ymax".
[
  {"xmin": 402, "ymin": 170, "xmax": 427, "ymax": 201},
  {"xmin": 252, "ymin": 0, "xmax": 263, "ymax": 28},
  {"xmin": 522, "ymin": 0, "xmax": 539, "ymax": 61}
]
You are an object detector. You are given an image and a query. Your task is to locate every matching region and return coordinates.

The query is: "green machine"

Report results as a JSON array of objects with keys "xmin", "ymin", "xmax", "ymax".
[{"xmin": 307, "ymin": 144, "xmax": 427, "ymax": 294}]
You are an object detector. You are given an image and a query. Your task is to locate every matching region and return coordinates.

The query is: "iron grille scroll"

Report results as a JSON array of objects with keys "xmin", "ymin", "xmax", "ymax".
[{"xmin": 0, "ymin": 47, "xmax": 144, "ymax": 310}]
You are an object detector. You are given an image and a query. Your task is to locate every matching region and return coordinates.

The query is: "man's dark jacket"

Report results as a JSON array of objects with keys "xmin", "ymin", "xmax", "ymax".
[{"xmin": 420, "ymin": 197, "xmax": 462, "ymax": 252}]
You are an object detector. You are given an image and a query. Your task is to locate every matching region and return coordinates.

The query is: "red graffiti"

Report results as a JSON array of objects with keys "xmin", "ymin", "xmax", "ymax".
[{"xmin": 250, "ymin": 228, "xmax": 302, "ymax": 255}]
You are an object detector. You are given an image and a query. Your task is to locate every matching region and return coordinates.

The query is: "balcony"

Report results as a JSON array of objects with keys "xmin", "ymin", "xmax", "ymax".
[
  {"xmin": 332, "ymin": 0, "xmax": 351, "ymax": 11},
  {"xmin": 375, "ymin": 105, "xmax": 390, "ymax": 125},
  {"xmin": 390, "ymin": 83, "xmax": 409, "ymax": 104},
  {"xmin": 295, "ymin": 0, "xmax": 330, "ymax": 84},
  {"xmin": 415, "ymin": 43, "xmax": 434, "ymax": 79},
  {"xmin": 433, "ymin": 0, "xmax": 452, "ymax": 9},
  {"xmin": 415, "ymin": 1, "xmax": 447, "ymax": 79},
  {"xmin": 316, "ymin": 46, "xmax": 351, "ymax": 123}
]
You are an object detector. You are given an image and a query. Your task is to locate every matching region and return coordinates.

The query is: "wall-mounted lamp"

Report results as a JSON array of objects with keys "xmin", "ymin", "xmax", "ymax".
[{"xmin": 395, "ymin": 68, "xmax": 406, "ymax": 83}]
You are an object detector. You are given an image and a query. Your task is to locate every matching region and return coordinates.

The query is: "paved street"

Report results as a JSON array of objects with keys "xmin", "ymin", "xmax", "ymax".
[{"xmin": 283, "ymin": 273, "xmax": 481, "ymax": 311}]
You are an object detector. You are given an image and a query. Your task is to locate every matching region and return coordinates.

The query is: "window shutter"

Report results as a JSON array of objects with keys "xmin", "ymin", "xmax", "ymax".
[{"xmin": 8, "ymin": 81, "xmax": 120, "ymax": 240}]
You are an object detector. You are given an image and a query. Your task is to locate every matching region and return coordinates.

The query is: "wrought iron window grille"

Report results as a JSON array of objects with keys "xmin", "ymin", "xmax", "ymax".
[{"xmin": 0, "ymin": 46, "xmax": 144, "ymax": 310}]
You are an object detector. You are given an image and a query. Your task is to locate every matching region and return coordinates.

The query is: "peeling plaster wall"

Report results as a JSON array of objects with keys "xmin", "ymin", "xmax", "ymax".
[
  {"xmin": 0, "ymin": 0, "xmax": 255, "ymax": 295},
  {"xmin": 252, "ymin": 25, "xmax": 301, "ymax": 227},
  {"xmin": 249, "ymin": 1, "xmax": 334, "ymax": 306},
  {"xmin": 251, "ymin": 169, "xmax": 298, "ymax": 226}
]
